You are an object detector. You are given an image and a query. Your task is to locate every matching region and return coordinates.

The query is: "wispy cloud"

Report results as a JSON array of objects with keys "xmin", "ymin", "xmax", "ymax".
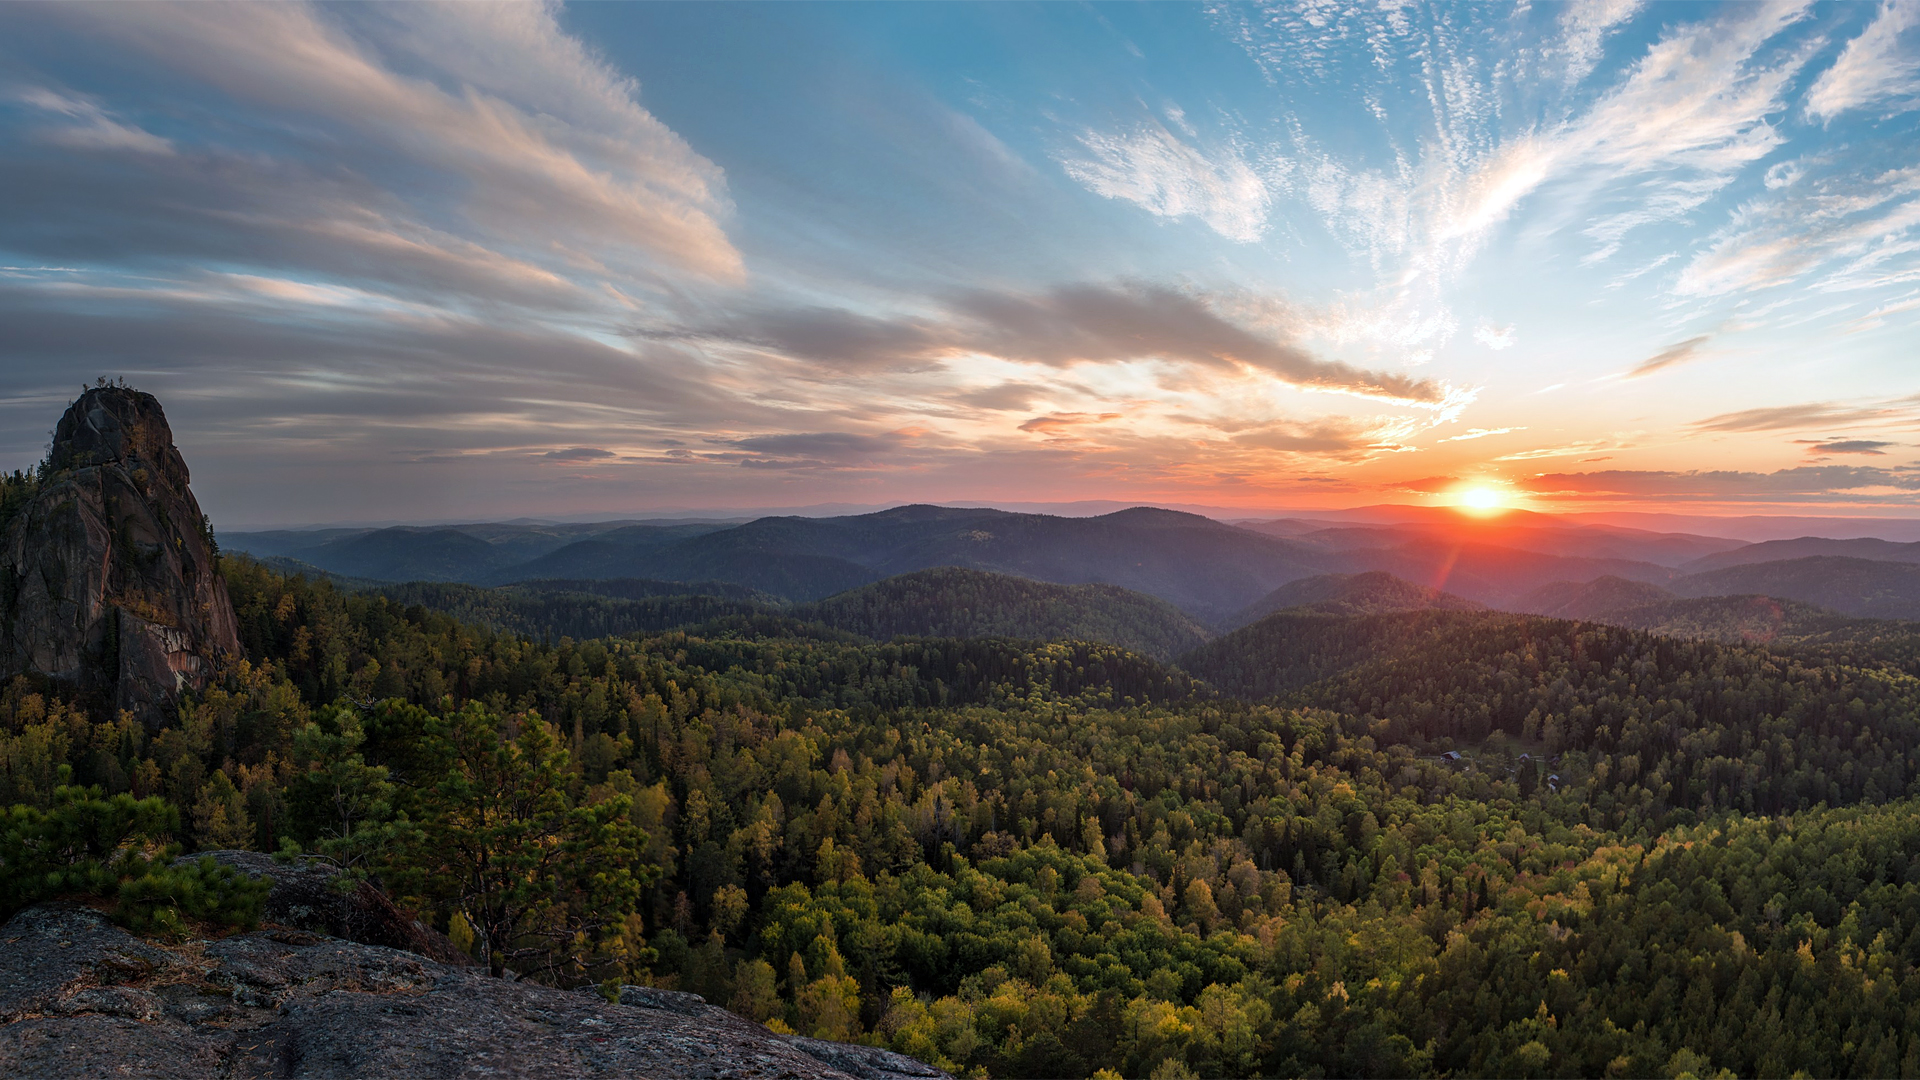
[
  {"xmin": 1228, "ymin": 416, "xmax": 1415, "ymax": 458},
  {"xmin": 17, "ymin": 87, "xmax": 174, "ymax": 155},
  {"xmin": 1019, "ymin": 412, "xmax": 1123, "ymax": 437},
  {"xmin": 1691, "ymin": 400, "xmax": 1914, "ymax": 432},
  {"xmin": 1674, "ymin": 164, "xmax": 1920, "ymax": 299},
  {"xmin": 1192, "ymin": 1, "xmax": 1819, "ymax": 334},
  {"xmin": 1493, "ymin": 439, "xmax": 1621, "ymax": 461},
  {"xmin": 1057, "ymin": 118, "xmax": 1274, "ymax": 242},
  {"xmin": 1440, "ymin": 426, "xmax": 1523, "ymax": 442},
  {"xmin": 1805, "ymin": 0, "xmax": 1920, "ymax": 121},
  {"xmin": 28, "ymin": 2, "xmax": 739, "ymax": 286},
  {"xmin": 667, "ymin": 283, "xmax": 1459, "ymax": 407},
  {"xmin": 1473, "ymin": 322, "xmax": 1516, "ymax": 350},
  {"xmin": 1629, "ymin": 334, "xmax": 1712, "ymax": 377},
  {"xmin": 1803, "ymin": 439, "xmax": 1893, "ymax": 455},
  {"xmin": 724, "ymin": 431, "xmax": 911, "ymax": 469},
  {"xmin": 1558, "ymin": 0, "xmax": 1646, "ymax": 86},
  {"xmin": 1517, "ymin": 465, "xmax": 1920, "ymax": 500}
]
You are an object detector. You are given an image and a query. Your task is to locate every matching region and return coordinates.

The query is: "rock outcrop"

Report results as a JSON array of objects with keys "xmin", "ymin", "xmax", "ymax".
[
  {"xmin": 0, "ymin": 386, "xmax": 240, "ymax": 725},
  {"xmin": 0, "ymin": 857, "xmax": 950, "ymax": 1079},
  {"xmin": 0, "ymin": 903, "xmax": 949, "ymax": 1079},
  {"xmin": 188, "ymin": 851, "xmax": 475, "ymax": 967}
]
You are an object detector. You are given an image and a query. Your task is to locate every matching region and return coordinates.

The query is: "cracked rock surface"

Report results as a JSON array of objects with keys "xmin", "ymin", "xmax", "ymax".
[{"xmin": 0, "ymin": 902, "xmax": 951, "ymax": 1079}]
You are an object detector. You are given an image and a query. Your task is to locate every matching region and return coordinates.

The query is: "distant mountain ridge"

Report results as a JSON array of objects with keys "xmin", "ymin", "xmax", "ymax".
[
  {"xmin": 229, "ymin": 505, "xmax": 1920, "ymax": 627},
  {"xmin": 237, "ymin": 505, "xmax": 1336, "ymax": 623},
  {"xmin": 1669, "ymin": 555, "xmax": 1920, "ymax": 619},
  {"xmin": 1682, "ymin": 536, "xmax": 1920, "ymax": 573}
]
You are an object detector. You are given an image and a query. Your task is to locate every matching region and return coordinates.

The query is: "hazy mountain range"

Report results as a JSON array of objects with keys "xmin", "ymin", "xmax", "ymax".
[{"xmin": 229, "ymin": 504, "xmax": 1920, "ymax": 626}]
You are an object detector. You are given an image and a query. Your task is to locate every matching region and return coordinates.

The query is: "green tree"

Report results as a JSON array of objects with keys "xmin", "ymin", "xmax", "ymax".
[
  {"xmin": 284, "ymin": 707, "xmax": 401, "ymax": 869},
  {"xmin": 191, "ymin": 768, "xmax": 252, "ymax": 849},
  {"xmin": 399, "ymin": 704, "xmax": 651, "ymax": 982}
]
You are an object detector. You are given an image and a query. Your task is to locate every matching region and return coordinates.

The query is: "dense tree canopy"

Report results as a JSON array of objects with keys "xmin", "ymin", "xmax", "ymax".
[{"xmin": 3, "ymin": 558, "xmax": 1918, "ymax": 1077}]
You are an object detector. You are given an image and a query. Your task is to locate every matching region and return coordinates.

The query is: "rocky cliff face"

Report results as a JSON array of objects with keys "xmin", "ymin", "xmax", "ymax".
[
  {"xmin": 0, "ymin": 854, "xmax": 950, "ymax": 1080},
  {"xmin": 0, "ymin": 386, "xmax": 240, "ymax": 725}
]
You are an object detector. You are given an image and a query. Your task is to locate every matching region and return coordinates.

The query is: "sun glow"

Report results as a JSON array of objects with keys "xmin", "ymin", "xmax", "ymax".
[{"xmin": 1455, "ymin": 486, "xmax": 1507, "ymax": 515}]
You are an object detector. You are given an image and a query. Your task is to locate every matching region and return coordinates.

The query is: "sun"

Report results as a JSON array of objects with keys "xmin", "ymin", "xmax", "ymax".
[{"xmin": 1454, "ymin": 486, "xmax": 1508, "ymax": 515}]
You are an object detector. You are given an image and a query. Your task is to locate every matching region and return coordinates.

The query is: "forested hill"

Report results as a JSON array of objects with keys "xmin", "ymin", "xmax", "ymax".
[
  {"xmin": 1671, "ymin": 554, "xmax": 1920, "ymax": 618},
  {"xmin": 366, "ymin": 578, "xmax": 787, "ymax": 643},
  {"xmin": 8, "ymin": 557, "xmax": 1920, "ymax": 1078},
  {"xmin": 1226, "ymin": 570, "xmax": 1482, "ymax": 628},
  {"xmin": 1577, "ymin": 593, "xmax": 1871, "ymax": 647},
  {"xmin": 790, "ymin": 567, "xmax": 1212, "ymax": 661},
  {"xmin": 353, "ymin": 565, "xmax": 1212, "ymax": 660},
  {"xmin": 1183, "ymin": 606, "xmax": 1920, "ymax": 828}
]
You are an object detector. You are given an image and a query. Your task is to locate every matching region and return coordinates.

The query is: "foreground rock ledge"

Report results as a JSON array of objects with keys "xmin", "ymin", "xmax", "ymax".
[{"xmin": 0, "ymin": 902, "xmax": 949, "ymax": 1079}]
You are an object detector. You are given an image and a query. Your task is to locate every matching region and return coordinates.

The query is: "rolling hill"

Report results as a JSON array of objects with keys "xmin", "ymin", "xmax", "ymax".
[
  {"xmin": 228, "ymin": 505, "xmax": 1920, "ymax": 626},
  {"xmin": 1178, "ymin": 607, "xmax": 1504, "ymax": 699},
  {"xmin": 1255, "ymin": 514, "xmax": 1744, "ymax": 566},
  {"xmin": 791, "ymin": 567, "xmax": 1213, "ymax": 660},
  {"xmin": 1326, "ymin": 541, "xmax": 1678, "ymax": 607},
  {"xmin": 1226, "ymin": 570, "xmax": 1482, "ymax": 628},
  {"xmin": 1680, "ymin": 536, "xmax": 1920, "ymax": 573},
  {"xmin": 356, "ymin": 566, "xmax": 1213, "ymax": 660},
  {"xmin": 490, "ymin": 505, "xmax": 1334, "ymax": 618},
  {"xmin": 299, "ymin": 527, "xmax": 511, "ymax": 582},
  {"xmin": 1671, "ymin": 555, "xmax": 1920, "ymax": 619},
  {"xmin": 1513, "ymin": 575, "xmax": 1678, "ymax": 619},
  {"xmin": 1586, "ymin": 594, "xmax": 1863, "ymax": 647}
]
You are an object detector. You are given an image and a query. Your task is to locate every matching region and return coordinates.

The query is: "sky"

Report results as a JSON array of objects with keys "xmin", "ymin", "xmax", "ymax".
[{"xmin": 3, "ymin": 1, "xmax": 1919, "ymax": 528}]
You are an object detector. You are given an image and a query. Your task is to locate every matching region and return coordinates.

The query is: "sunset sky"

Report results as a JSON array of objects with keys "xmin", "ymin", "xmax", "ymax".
[{"xmin": 4, "ymin": 1, "xmax": 1919, "ymax": 526}]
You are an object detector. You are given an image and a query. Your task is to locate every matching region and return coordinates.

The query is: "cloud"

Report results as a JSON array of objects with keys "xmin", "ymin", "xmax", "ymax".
[
  {"xmin": 1057, "ymin": 118, "xmax": 1273, "ymax": 242},
  {"xmin": 1440, "ymin": 426, "xmax": 1524, "ymax": 442},
  {"xmin": 954, "ymin": 382, "xmax": 1051, "ymax": 412},
  {"xmin": 1628, "ymin": 334, "xmax": 1712, "ymax": 377},
  {"xmin": 15, "ymin": 2, "xmax": 739, "ymax": 292},
  {"xmin": 17, "ymin": 88, "xmax": 174, "ymax": 155},
  {"xmin": 541, "ymin": 447, "xmax": 616, "ymax": 461},
  {"xmin": 1493, "ymin": 440, "xmax": 1620, "ymax": 461},
  {"xmin": 1559, "ymin": 0, "xmax": 1646, "ymax": 86},
  {"xmin": 1805, "ymin": 0, "xmax": 1920, "ymax": 121},
  {"xmin": 1673, "ymin": 164, "xmax": 1920, "ymax": 299},
  {"xmin": 691, "ymin": 307, "xmax": 943, "ymax": 373},
  {"xmin": 722, "ymin": 431, "xmax": 911, "ymax": 469},
  {"xmin": 1229, "ymin": 418, "xmax": 1404, "ymax": 457},
  {"xmin": 1514, "ymin": 465, "xmax": 1920, "ymax": 500},
  {"xmin": 0, "ymin": 278, "xmax": 771, "ymax": 463},
  {"xmin": 1018, "ymin": 412, "xmax": 1123, "ymax": 437},
  {"xmin": 1206, "ymin": 1, "xmax": 1816, "ymax": 298},
  {"xmin": 1690, "ymin": 400, "xmax": 1910, "ymax": 432},
  {"xmin": 1473, "ymin": 322, "xmax": 1516, "ymax": 350},
  {"xmin": 672, "ymin": 283, "xmax": 1456, "ymax": 406},
  {"xmin": 1803, "ymin": 439, "xmax": 1893, "ymax": 455}
]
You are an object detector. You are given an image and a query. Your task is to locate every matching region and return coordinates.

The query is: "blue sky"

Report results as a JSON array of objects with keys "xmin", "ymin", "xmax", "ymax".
[{"xmin": 3, "ymin": 1, "xmax": 1918, "ymax": 526}]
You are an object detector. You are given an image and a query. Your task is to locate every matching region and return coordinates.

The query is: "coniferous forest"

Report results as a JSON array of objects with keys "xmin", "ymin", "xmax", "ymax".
[{"xmin": 7, "ymin": 551, "xmax": 1920, "ymax": 1079}]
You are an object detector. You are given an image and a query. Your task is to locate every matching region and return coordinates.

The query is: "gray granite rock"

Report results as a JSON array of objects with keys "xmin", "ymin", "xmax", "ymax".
[
  {"xmin": 190, "ymin": 850, "xmax": 473, "ymax": 966},
  {"xmin": 782, "ymin": 1036, "xmax": 953, "ymax": 1080},
  {"xmin": 1, "ymin": 387, "xmax": 241, "ymax": 726},
  {"xmin": 0, "ymin": 903, "xmax": 953, "ymax": 1079}
]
